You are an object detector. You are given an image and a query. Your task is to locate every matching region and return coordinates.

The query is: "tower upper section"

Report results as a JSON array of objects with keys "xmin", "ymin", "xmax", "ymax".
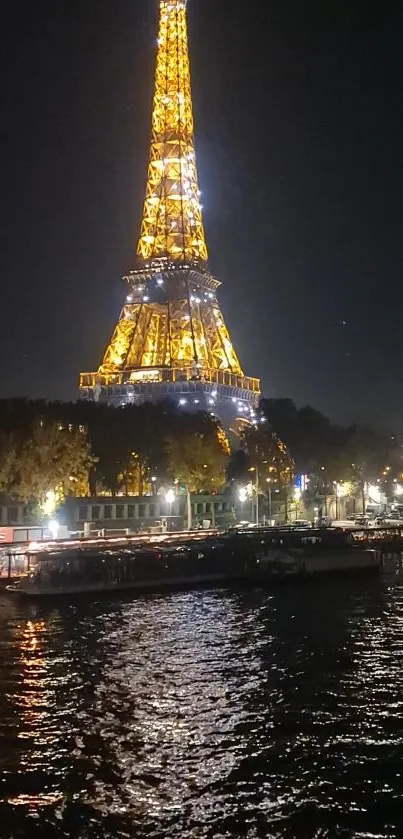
[{"xmin": 137, "ymin": 0, "xmax": 208, "ymax": 264}]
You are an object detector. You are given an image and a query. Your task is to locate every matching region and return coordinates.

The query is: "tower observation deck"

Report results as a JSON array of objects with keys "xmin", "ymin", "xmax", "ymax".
[{"xmin": 79, "ymin": 0, "xmax": 260, "ymax": 432}]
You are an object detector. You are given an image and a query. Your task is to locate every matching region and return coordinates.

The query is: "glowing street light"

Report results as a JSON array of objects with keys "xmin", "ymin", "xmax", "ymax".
[
  {"xmin": 239, "ymin": 487, "xmax": 248, "ymax": 504},
  {"xmin": 367, "ymin": 484, "xmax": 382, "ymax": 504},
  {"xmin": 165, "ymin": 488, "xmax": 175, "ymax": 516},
  {"xmin": 238, "ymin": 486, "xmax": 248, "ymax": 521},
  {"xmin": 43, "ymin": 490, "xmax": 57, "ymax": 516},
  {"xmin": 334, "ymin": 481, "xmax": 351, "ymax": 499},
  {"xmin": 394, "ymin": 484, "xmax": 403, "ymax": 497},
  {"xmin": 48, "ymin": 519, "xmax": 60, "ymax": 540}
]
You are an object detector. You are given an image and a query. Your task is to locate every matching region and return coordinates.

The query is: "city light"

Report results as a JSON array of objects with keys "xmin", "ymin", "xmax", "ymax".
[
  {"xmin": 395, "ymin": 484, "xmax": 403, "ymax": 497},
  {"xmin": 334, "ymin": 481, "xmax": 351, "ymax": 498},
  {"xmin": 239, "ymin": 487, "xmax": 248, "ymax": 504},
  {"xmin": 165, "ymin": 488, "xmax": 175, "ymax": 517},
  {"xmin": 42, "ymin": 490, "xmax": 57, "ymax": 516},
  {"xmin": 367, "ymin": 484, "xmax": 382, "ymax": 504},
  {"xmin": 48, "ymin": 520, "xmax": 60, "ymax": 540}
]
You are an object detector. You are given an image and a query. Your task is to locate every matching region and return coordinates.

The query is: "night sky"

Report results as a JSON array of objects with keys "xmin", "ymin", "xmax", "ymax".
[{"xmin": 1, "ymin": 0, "xmax": 402, "ymax": 428}]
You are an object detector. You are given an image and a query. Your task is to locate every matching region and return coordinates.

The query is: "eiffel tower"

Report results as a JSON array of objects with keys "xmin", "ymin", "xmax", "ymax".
[{"xmin": 79, "ymin": 0, "xmax": 260, "ymax": 431}]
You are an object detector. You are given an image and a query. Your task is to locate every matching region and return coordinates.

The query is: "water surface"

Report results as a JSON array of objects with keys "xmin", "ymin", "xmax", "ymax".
[{"xmin": 1, "ymin": 572, "xmax": 403, "ymax": 838}]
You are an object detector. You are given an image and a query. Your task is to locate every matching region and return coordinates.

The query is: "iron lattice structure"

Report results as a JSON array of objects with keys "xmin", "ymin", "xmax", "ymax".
[
  {"xmin": 137, "ymin": 0, "xmax": 207, "ymax": 263},
  {"xmin": 80, "ymin": 0, "xmax": 260, "ymax": 427}
]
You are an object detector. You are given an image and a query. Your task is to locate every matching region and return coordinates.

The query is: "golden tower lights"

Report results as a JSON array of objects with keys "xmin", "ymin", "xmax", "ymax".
[{"xmin": 80, "ymin": 0, "xmax": 260, "ymax": 426}]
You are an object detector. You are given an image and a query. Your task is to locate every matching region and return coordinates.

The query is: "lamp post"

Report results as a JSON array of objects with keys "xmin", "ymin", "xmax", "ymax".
[
  {"xmin": 248, "ymin": 467, "xmax": 259, "ymax": 525},
  {"xmin": 334, "ymin": 482, "xmax": 339, "ymax": 520},
  {"xmin": 266, "ymin": 478, "xmax": 272, "ymax": 524}
]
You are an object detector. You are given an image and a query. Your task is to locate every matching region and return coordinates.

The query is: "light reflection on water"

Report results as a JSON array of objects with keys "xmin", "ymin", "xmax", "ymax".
[{"xmin": 0, "ymin": 573, "xmax": 403, "ymax": 838}]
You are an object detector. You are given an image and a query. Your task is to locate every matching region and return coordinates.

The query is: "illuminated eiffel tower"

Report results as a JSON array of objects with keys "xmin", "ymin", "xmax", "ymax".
[{"xmin": 79, "ymin": 0, "xmax": 260, "ymax": 430}]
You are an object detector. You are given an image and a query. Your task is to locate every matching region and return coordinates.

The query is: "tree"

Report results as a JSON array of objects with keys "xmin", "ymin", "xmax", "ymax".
[
  {"xmin": 260, "ymin": 398, "xmax": 299, "ymax": 449},
  {"xmin": 0, "ymin": 433, "xmax": 19, "ymax": 498},
  {"xmin": 166, "ymin": 427, "xmax": 228, "ymax": 493},
  {"xmin": 6, "ymin": 421, "xmax": 95, "ymax": 506},
  {"xmin": 227, "ymin": 448, "xmax": 249, "ymax": 485},
  {"xmin": 241, "ymin": 423, "xmax": 294, "ymax": 521},
  {"xmin": 242, "ymin": 424, "xmax": 294, "ymax": 490},
  {"xmin": 164, "ymin": 416, "xmax": 228, "ymax": 529},
  {"xmin": 260, "ymin": 398, "xmax": 339, "ymax": 474}
]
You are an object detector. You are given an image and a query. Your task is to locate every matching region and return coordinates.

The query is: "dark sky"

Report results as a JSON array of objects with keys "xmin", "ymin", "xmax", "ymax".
[{"xmin": 1, "ymin": 0, "xmax": 402, "ymax": 428}]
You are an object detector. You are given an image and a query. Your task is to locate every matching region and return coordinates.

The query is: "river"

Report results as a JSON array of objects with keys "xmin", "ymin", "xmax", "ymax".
[{"xmin": 1, "ymin": 571, "xmax": 402, "ymax": 838}]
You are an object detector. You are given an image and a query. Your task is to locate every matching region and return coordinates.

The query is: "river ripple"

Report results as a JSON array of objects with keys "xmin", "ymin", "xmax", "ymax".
[{"xmin": 1, "ymin": 571, "xmax": 403, "ymax": 838}]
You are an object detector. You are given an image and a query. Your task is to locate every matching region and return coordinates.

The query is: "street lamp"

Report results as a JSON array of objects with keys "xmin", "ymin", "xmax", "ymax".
[
  {"xmin": 333, "ymin": 481, "xmax": 350, "ymax": 519},
  {"xmin": 266, "ymin": 478, "xmax": 273, "ymax": 524},
  {"xmin": 165, "ymin": 488, "xmax": 175, "ymax": 517},
  {"xmin": 43, "ymin": 490, "xmax": 57, "ymax": 516},
  {"xmin": 248, "ymin": 467, "xmax": 259, "ymax": 525},
  {"xmin": 239, "ymin": 486, "xmax": 247, "ymax": 520}
]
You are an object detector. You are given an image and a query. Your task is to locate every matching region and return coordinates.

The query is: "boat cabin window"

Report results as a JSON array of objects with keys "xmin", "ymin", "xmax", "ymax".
[
  {"xmin": 128, "ymin": 505, "xmax": 135, "ymax": 519},
  {"xmin": 116, "ymin": 505, "xmax": 125, "ymax": 519},
  {"xmin": 79, "ymin": 505, "xmax": 88, "ymax": 520},
  {"xmin": 301, "ymin": 535, "xmax": 323, "ymax": 545},
  {"xmin": 91, "ymin": 505, "xmax": 100, "ymax": 520},
  {"xmin": 104, "ymin": 506, "xmax": 112, "ymax": 520}
]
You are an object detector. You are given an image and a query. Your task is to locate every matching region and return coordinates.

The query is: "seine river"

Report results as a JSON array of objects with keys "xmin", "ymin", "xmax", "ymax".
[{"xmin": 1, "ymin": 572, "xmax": 403, "ymax": 838}]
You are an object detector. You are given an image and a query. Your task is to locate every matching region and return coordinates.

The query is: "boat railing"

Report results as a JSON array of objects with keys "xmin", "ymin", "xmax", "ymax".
[{"xmin": 0, "ymin": 528, "xmax": 221, "ymax": 585}]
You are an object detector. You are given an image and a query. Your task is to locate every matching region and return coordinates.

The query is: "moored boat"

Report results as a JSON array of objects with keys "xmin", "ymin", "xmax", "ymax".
[
  {"xmin": 6, "ymin": 537, "xmax": 256, "ymax": 597},
  {"xmin": 6, "ymin": 527, "xmax": 382, "ymax": 597},
  {"xmin": 254, "ymin": 527, "xmax": 381, "ymax": 580}
]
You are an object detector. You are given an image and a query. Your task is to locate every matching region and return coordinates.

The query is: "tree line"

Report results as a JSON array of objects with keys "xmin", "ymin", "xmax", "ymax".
[
  {"xmin": 0, "ymin": 399, "xmax": 229, "ymax": 507},
  {"xmin": 229, "ymin": 399, "xmax": 401, "ymax": 504},
  {"xmin": 0, "ymin": 397, "xmax": 399, "ymax": 512}
]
